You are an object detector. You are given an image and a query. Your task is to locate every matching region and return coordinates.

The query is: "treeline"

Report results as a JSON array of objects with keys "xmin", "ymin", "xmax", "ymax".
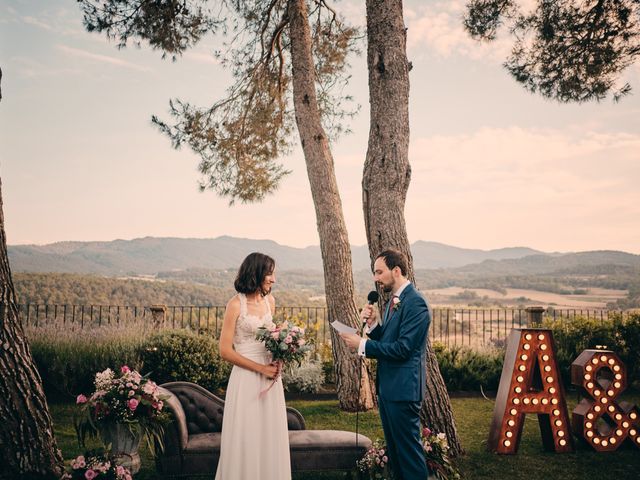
[{"xmin": 13, "ymin": 273, "xmax": 324, "ymax": 307}]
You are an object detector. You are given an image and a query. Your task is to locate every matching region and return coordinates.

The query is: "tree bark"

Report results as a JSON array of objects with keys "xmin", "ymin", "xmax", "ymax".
[
  {"xmin": 0, "ymin": 179, "xmax": 65, "ymax": 477},
  {"xmin": 363, "ymin": 0, "xmax": 463, "ymax": 455},
  {"xmin": 288, "ymin": 0, "xmax": 376, "ymax": 411}
]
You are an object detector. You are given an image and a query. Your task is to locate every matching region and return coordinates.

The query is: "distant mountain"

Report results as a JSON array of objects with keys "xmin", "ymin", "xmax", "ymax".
[
  {"xmin": 453, "ymin": 250, "xmax": 640, "ymax": 276},
  {"xmin": 7, "ymin": 236, "xmax": 637, "ymax": 276}
]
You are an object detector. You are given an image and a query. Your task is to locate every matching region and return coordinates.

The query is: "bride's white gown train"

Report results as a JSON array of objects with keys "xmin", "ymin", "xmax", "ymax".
[{"xmin": 215, "ymin": 294, "xmax": 291, "ymax": 480}]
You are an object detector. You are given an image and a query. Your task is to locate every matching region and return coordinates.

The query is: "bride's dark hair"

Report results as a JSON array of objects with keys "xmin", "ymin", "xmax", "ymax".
[{"xmin": 234, "ymin": 252, "xmax": 275, "ymax": 295}]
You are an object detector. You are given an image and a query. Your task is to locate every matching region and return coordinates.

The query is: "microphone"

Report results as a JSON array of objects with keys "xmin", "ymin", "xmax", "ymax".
[
  {"xmin": 362, "ymin": 291, "xmax": 380, "ymax": 329},
  {"xmin": 367, "ymin": 290, "xmax": 379, "ymax": 305}
]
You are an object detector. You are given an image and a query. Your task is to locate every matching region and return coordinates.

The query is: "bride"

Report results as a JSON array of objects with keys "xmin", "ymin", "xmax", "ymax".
[{"xmin": 215, "ymin": 252, "xmax": 291, "ymax": 480}]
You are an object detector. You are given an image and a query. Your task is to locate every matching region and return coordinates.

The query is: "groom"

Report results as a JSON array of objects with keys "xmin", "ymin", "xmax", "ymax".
[{"xmin": 341, "ymin": 249, "xmax": 430, "ymax": 480}]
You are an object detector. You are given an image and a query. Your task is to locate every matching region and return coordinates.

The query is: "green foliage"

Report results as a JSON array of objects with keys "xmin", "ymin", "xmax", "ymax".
[
  {"xmin": 464, "ymin": 0, "xmax": 640, "ymax": 102},
  {"xmin": 432, "ymin": 343, "xmax": 504, "ymax": 392},
  {"xmin": 27, "ymin": 325, "xmax": 146, "ymax": 401},
  {"xmin": 138, "ymin": 330, "xmax": 231, "ymax": 393},
  {"xmin": 14, "ymin": 272, "xmax": 326, "ymax": 307},
  {"xmin": 282, "ymin": 358, "xmax": 325, "ymax": 394},
  {"xmin": 543, "ymin": 313, "xmax": 640, "ymax": 388}
]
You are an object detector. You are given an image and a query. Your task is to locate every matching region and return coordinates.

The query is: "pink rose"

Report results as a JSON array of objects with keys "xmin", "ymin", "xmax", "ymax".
[
  {"xmin": 76, "ymin": 456, "xmax": 86, "ymax": 468},
  {"xmin": 298, "ymin": 339, "xmax": 306, "ymax": 346},
  {"xmin": 128, "ymin": 390, "xmax": 135, "ymax": 397},
  {"xmin": 157, "ymin": 400, "xmax": 164, "ymax": 410},
  {"xmin": 76, "ymin": 394, "xmax": 88, "ymax": 404},
  {"xmin": 383, "ymin": 456, "xmax": 388, "ymax": 462},
  {"xmin": 84, "ymin": 469, "xmax": 97, "ymax": 480},
  {"xmin": 127, "ymin": 398, "xmax": 139, "ymax": 411},
  {"xmin": 121, "ymin": 365, "xmax": 131, "ymax": 374},
  {"xmin": 285, "ymin": 335, "xmax": 293, "ymax": 344},
  {"xmin": 116, "ymin": 466, "xmax": 126, "ymax": 476},
  {"xmin": 271, "ymin": 331, "xmax": 280, "ymax": 340}
]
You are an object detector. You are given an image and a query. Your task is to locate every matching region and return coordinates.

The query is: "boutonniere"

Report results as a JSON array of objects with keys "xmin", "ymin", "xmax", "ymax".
[{"xmin": 391, "ymin": 296, "xmax": 401, "ymax": 311}]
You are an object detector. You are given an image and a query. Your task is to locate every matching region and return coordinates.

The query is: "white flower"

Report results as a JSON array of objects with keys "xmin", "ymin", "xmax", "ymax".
[
  {"xmin": 94, "ymin": 368, "xmax": 114, "ymax": 390},
  {"xmin": 437, "ymin": 432, "xmax": 447, "ymax": 440}
]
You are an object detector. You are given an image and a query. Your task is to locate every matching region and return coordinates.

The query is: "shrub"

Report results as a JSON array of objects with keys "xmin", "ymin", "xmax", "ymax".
[
  {"xmin": 542, "ymin": 312, "xmax": 640, "ymax": 389},
  {"xmin": 433, "ymin": 343, "xmax": 504, "ymax": 392},
  {"xmin": 27, "ymin": 324, "xmax": 146, "ymax": 401},
  {"xmin": 282, "ymin": 358, "xmax": 324, "ymax": 393},
  {"xmin": 138, "ymin": 330, "xmax": 231, "ymax": 393}
]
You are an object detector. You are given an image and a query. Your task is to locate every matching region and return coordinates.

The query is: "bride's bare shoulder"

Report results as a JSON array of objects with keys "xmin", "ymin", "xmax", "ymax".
[{"xmin": 226, "ymin": 294, "xmax": 241, "ymax": 312}]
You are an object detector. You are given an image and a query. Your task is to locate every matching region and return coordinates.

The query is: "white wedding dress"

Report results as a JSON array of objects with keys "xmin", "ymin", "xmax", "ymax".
[{"xmin": 215, "ymin": 293, "xmax": 291, "ymax": 480}]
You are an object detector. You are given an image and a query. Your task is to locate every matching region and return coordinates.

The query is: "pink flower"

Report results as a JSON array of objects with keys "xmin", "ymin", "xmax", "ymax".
[
  {"xmin": 127, "ymin": 398, "xmax": 139, "ymax": 411},
  {"xmin": 125, "ymin": 475, "xmax": 132, "ymax": 480},
  {"xmin": 121, "ymin": 365, "xmax": 131, "ymax": 374},
  {"xmin": 128, "ymin": 390, "xmax": 135, "ymax": 397},
  {"xmin": 285, "ymin": 335, "xmax": 293, "ymax": 344},
  {"xmin": 298, "ymin": 339, "xmax": 306, "ymax": 346},
  {"xmin": 383, "ymin": 455, "xmax": 388, "ymax": 462},
  {"xmin": 116, "ymin": 466, "xmax": 126, "ymax": 476},
  {"xmin": 76, "ymin": 394, "xmax": 88, "ymax": 404},
  {"xmin": 157, "ymin": 400, "xmax": 164, "ymax": 410},
  {"xmin": 271, "ymin": 331, "xmax": 280, "ymax": 340},
  {"xmin": 76, "ymin": 456, "xmax": 86, "ymax": 468},
  {"xmin": 84, "ymin": 469, "xmax": 97, "ymax": 480},
  {"xmin": 423, "ymin": 427, "xmax": 432, "ymax": 437}
]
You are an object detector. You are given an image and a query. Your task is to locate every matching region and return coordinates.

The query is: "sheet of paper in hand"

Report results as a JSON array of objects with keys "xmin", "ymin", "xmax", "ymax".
[{"xmin": 330, "ymin": 321, "xmax": 357, "ymax": 335}]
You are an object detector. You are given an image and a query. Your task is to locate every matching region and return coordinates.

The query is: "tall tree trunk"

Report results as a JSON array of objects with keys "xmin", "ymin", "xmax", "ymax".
[
  {"xmin": 0, "ymin": 177, "xmax": 65, "ymax": 476},
  {"xmin": 288, "ymin": 0, "xmax": 376, "ymax": 411},
  {"xmin": 363, "ymin": 0, "xmax": 462, "ymax": 455}
]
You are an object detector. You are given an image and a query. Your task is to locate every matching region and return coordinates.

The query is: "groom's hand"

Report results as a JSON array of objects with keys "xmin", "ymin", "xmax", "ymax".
[{"xmin": 340, "ymin": 333, "xmax": 362, "ymax": 351}]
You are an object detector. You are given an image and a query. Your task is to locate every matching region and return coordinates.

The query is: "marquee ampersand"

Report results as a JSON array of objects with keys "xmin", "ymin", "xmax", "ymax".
[{"xmin": 571, "ymin": 349, "xmax": 640, "ymax": 451}]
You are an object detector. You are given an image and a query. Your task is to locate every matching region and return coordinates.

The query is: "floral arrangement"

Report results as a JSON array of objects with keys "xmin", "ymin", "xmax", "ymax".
[
  {"xmin": 356, "ymin": 439, "xmax": 393, "ymax": 480},
  {"xmin": 255, "ymin": 321, "xmax": 312, "ymax": 368},
  {"xmin": 75, "ymin": 365, "xmax": 170, "ymax": 454},
  {"xmin": 421, "ymin": 427, "xmax": 461, "ymax": 480},
  {"xmin": 357, "ymin": 428, "xmax": 460, "ymax": 480},
  {"xmin": 61, "ymin": 450, "xmax": 132, "ymax": 480}
]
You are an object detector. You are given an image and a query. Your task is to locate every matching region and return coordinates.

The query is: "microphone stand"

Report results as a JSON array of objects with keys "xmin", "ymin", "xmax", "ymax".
[{"xmin": 355, "ymin": 319, "xmax": 367, "ymax": 450}]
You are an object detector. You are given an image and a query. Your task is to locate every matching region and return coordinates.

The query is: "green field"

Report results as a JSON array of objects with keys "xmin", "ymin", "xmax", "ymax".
[{"xmin": 51, "ymin": 393, "xmax": 640, "ymax": 479}]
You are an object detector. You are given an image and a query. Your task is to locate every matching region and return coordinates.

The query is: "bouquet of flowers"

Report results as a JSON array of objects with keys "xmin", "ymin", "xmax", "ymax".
[
  {"xmin": 255, "ymin": 321, "xmax": 312, "ymax": 368},
  {"xmin": 255, "ymin": 321, "xmax": 311, "ymax": 397},
  {"xmin": 421, "ymin": 427, "xmax": 461, "ymax": 480},
  {"xmin": 356, "ymin": 439, "xmax": 393, "ymax": 480},
  {"xmin": 357, "ymin": 428, "xmax": 461, "ymax": 480},
  {"xmin": 61, "ymin": 449, "xmax": 132, "ymax": 480},
  {"xmin": 75, "ymin": 365, "xmax": 170, "ymax": 454}
]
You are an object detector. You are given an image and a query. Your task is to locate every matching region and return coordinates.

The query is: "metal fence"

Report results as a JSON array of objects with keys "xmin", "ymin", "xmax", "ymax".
[{"xmin": 18, "ymin": 304, "xmax": 632, "ymax": 350}]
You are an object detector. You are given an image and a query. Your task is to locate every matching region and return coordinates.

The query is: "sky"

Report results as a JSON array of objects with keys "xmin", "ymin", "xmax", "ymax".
[{"xmin": 1, "ymin": 0, "xmax": 639, "ymax": 254}]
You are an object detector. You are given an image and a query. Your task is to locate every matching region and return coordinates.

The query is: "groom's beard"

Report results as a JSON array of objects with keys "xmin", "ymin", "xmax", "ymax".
[{"xmin": 379, "ymin": 283, "xmax": 392, "ymax": 293}]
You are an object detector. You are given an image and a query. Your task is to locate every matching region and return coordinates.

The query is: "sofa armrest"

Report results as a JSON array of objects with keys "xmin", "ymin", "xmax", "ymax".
[
  {"xmin": 157, "ymin": 386, "xmax": 189, "ymax": 454},
  {"xmin": 287, "ymin": 407, "xmax": 306, "ymax": 430}
]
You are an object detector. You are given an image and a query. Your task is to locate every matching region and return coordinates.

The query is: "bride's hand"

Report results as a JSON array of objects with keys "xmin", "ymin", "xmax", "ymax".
[{"xmin": 261, "ymin": 362, "xmax": 279, "ymax": 379}]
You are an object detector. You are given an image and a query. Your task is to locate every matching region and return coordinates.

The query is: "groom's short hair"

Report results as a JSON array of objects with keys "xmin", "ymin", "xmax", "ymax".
[{"xmin": 377, "ymin": 249, "xmax": 408, "ymax": 276}]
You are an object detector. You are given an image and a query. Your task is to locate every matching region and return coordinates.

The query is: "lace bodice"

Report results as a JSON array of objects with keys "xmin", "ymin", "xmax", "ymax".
[{"xmin": 233, "ymin": 293, "xmax": 275, "ymax": 346}]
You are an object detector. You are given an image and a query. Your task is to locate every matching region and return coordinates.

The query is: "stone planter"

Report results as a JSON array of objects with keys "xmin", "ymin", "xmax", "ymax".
[{"xmin": 100, "ymin": 423, "xmax": 142, "ymax": 474}]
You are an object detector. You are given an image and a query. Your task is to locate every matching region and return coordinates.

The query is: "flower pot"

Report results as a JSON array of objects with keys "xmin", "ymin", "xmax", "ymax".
[{"xmin": 99, "ymin": 423, "xmax": 142, "ymax": 474}]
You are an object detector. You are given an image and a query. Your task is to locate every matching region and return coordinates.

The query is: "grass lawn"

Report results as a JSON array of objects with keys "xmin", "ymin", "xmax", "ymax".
[{"xmin": 51, "ymin": 393, "xmax": 640, "ymax": 479}]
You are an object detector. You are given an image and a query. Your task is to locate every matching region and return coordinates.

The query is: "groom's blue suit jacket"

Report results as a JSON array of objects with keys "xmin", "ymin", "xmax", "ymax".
[{"xmin": 364, "ymin": 283, "xmax": 431, "ymax": 402}]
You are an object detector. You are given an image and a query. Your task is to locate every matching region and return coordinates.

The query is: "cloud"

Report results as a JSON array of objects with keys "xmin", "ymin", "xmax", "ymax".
[
  {"xmin": 404, "ymin": 127, "xmax": 640, "ymax": 251},
  {"xmin": 22, "ymin": 15, "xmax": 54, "ymax": 31},
  {"xmin": 184, "ymin": 51, "xmax": 219, "ymax": 66},
  {"xmin": 405, "ymin": 0, "xmax": 512, "ymax": 61},
  {"xmin": 56, "ymin": 45, "xmax": 152, "ymax": 73}
]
